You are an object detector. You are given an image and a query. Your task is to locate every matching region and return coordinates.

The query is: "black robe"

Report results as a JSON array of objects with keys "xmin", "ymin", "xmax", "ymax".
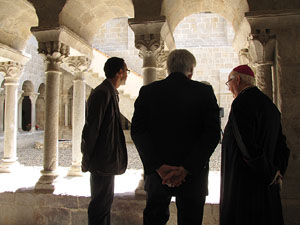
[{"xmin": 220, "ymin": 87, "xmax": 290, "ymax": 225}]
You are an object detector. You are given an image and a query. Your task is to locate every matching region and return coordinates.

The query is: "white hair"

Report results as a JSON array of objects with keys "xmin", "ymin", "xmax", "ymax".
[
  {"xmin": 167, "ymin": 49, "xmax": 196, "ymax": 75},
  {"xmin": 230, "ymin": 70, "xmax": 255, "ymax": 86}
]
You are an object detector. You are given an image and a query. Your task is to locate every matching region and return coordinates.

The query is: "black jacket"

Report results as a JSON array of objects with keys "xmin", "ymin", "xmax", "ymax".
[
  {"xmin": 131, "ymin": 73, "xmax": 220, "ymax": 193},
  {"xmin": 81, "ymin": 79, "xmax": 127, "ymax": 175}
]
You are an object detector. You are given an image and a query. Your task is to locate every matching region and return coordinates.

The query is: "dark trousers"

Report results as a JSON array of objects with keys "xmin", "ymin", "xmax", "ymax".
[
  {"xmin": 88, "ymin": 173, "xmax": 115, "ymax": 225},
  {"xmin": 144, "ymin": 173, "xmax": 206, "ymax": 225}
]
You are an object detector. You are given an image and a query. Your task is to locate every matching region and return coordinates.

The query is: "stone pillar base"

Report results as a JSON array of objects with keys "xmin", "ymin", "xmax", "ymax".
[
  {"xmin": 35, "ymin": 170, "xmax": 58, "ymax": 193},
  {"xmin": 67, "ymin": 165, "xmax": 83, "ymax": 176},
  {"xmin": 0, "ymin": 158, "xmax": 20, "ymax": 173},
  {"xmin": 135, "ymin": 174, "xmax": 146, "ymax": 196}
]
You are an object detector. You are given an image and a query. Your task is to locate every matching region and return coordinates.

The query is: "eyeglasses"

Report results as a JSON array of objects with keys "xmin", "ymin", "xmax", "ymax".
[
  {"xmin": 126, "ymin": 69, "xmax": 130, "ymax": 74},
  {"xmin": 225, "ymin": 78, "xmax": 234, "ymax": 87}
]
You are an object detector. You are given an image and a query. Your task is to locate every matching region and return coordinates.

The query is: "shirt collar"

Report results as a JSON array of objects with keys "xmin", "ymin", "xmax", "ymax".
[{"xmin": 107, "ymin": 79, "xmax": 119, "ymax": 95}]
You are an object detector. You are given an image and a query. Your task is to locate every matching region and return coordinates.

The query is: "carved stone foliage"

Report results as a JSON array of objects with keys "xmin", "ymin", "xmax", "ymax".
[
  {"xmin": 248, "ymin": 29, "xmax": 276, "ymax": 66},
  {"xmin": 0, "ymin": 61, "xmax": 23, "ymax": 82},
  {"xmin": 135, "ymin": 33, "xmax": 161, "ymax": 54},
  {"xmin": 38, "ymin": 41, "xmax": 70, "ymax": 72},
  {"xmin": 63, "ymin": 56, "xmax": 91, "ymax": 74}
]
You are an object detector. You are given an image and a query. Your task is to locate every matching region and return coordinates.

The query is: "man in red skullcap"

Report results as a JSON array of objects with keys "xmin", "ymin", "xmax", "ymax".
[{"xmin": 220, "ymin": 65, "xmax": 290, "ymax": 225}]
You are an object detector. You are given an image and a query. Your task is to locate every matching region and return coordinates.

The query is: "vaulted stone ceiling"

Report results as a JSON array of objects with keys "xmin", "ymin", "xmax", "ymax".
[
  {"xmin": 0, "ymin": 0, "xmax": 37, "ymax": 51},
  {"xmin": 0, "ymin": 0, "xmax": 253, "ymax": 54},
  {"xmin": 1, "ymin": 0, "xmax": 300, "ymax": 54}
]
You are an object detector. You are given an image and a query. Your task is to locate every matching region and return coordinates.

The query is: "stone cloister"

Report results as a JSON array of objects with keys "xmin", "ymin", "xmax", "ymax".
[{"xmin": 0, "ymin": 0, "xmax": 299, "ymax": 224}]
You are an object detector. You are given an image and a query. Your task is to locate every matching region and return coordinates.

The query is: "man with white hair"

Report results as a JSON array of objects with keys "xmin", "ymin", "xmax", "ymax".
[
  {"xmin": 131, "ymin": 49, "xmax": 220, "ymax": 225},
  {"xmin": 220, "ymin": 65, "xmax": 290, "ymax": 225}
]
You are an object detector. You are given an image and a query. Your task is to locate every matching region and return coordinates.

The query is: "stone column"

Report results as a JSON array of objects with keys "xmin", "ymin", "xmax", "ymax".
[
  {"xmin": 156, "ymin": 49, "xmax": 169, "ymax": 81},
  {"xmin": 0, "ymin": 61, "xmax": 23, "ymax": 173},
  {"xmin": 0, "ymin": 89, "xmax": 5, "ymax": 133},
  {"xmin": 140, "ymin": 50, "xmax": 157, "ymax": 85},
  {"xmin": 29, "ymin": 93, "xmax": 39, "ymax": 131},
  {"xmin": 254, "ymin": 63, "xmax": 273, "ymax": 99},
  {"xmin": 35, "ymin": 41, "xmax": 69, "ymax": 191},
  {"xmin": 62, "ymin": 95, "xmax": 69, "ymax": 127},
  {"xmin": 64, "ymin": 56, "xmax": 91, "ymax": 176},
  {"xmin": 18, "ymin": 94, "xmax": 24, "ymax": 131},
  {"xmin": 238, "ymin": 48, "xmax": 250, "ymax": 65},
  {"xmin": 249, "ymin": 29, "xmax": 276, "ymax": 101},
  {"xmin": 129, "ymin": 19, "xmax": 167, "ymax": 195}
]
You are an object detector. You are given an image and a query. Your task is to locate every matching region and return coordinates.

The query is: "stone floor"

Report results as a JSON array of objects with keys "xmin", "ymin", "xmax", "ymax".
[
  {"xmin": 0, "ymin": 131, "xmax": 221, "ymax": 225},
  {"xmin": 0, "ymin": 131, "xmax": 221, "ymax": 202}
]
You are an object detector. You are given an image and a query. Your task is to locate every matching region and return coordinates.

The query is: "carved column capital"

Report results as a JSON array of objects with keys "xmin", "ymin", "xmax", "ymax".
[
  {"xmin": 0, "ymin": 61, "xmax": 23, "ymax": 83},
  {"xmin": 63, "ymin": 56, "xmax": 91, "ymax": 73},
  {"xmin": 135, "ymin": 33, "xmax": 161, "ymax": 54},
  {"xmin": 38, "ymin": 41, "xmax": 70, "ymax": 72},
  {"xmin": 63, "ymin": 56, "xmax": 91, "ymax": 81},
  {"xmin": 248, "ymin": 29, "xmax": 276, "ymax": 66},
  {"xmin": 129, "ymin": 18, "xmax": 166, "ymax": 61},
  {"xmin": 249, "ymin": 28, "xmax": 276, "ymax": 46}
]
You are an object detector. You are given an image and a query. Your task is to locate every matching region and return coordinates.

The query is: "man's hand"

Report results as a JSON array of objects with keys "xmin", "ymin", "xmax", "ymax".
[
  {"xmin": 162, "ymin": 166, "xmax": 188, "ymax": 187},
  {"xmin": 156, "ymin": 164, "xmax": 179, "ymax": 179},
  {"xmin": 156, "ymin": 165, "xmax": 188, "ymax": 187}
]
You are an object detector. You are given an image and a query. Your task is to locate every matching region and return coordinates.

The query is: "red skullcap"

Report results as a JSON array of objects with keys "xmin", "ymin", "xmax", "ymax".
[{"xmin": 233, "ymin": 65, "xmax": 254, "ymax": 77}]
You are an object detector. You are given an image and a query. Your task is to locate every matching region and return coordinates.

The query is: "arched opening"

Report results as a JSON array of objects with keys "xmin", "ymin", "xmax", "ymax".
[
  {"xmin": 22, "ymin": 96, "xmax": 31, "ymax": 131},
  {"xmin": 21, "ymin": 80, "xmax": 34, "ymax": 131}
]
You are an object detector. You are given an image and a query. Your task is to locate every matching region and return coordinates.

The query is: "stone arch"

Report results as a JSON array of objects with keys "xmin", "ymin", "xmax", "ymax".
[
  {"xmin": 21, "ymin": 80, "xmax": 34, "ymax": 131},
  {"xmin": 36, "ymin": 83, "xmax": 45, "ymax": 130},
  {"xmin": 22, "ymin": 80, "xmax": 34, "ymax": 94},
  {"xmin": 60, "ymin": 0, "xmax": 134, "ymax": 44},
  {"xmin": 162, "ymin": 0, "xmax": 249, "ymax": 34},
  {"xmin": 162, "ymin": 0, "xmax": 250, "ymax": 51}
]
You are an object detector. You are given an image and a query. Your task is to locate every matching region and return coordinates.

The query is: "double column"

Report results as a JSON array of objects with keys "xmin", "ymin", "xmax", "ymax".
[
  {"xmin": 64, "ymin": 56, "xmax": 91, "ymax": 176},
  {"xmin": 129, "ymin": 18, "xmax": 171, "ymax": 195},
  {"xmin": 249, "ymin": 29, "xmax": 276, "ymax": 101},
  {"xmin": 0, "ymin": 62, "xmax": 23, "ymax": 172},
  {"xmin": 35, "ymin": 41, "xmax": 69, "ymax": 191}
]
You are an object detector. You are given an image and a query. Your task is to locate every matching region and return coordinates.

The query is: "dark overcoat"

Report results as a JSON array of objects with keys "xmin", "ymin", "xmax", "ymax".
[
  {"xmin": 131, "ymin": 72, "xmax": 220, "ymax": 194},
  {"xmin": 220, "ymin": 86, "xmax": 290, "ymax": 225}
]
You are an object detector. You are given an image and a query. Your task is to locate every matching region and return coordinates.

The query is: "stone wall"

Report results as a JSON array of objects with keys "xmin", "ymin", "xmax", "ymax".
[
  {"xmin": 93, "ymin": 17, "xmax": 142, "ymax": 76},
  {"xmin": 276, "ymin": 27, "xmax": 300, "ymax": 225},
  {"xmin": 173, "ymin": 13, "xmax": 238, "ymax": 130},
  {"xmin": 20, "ymin": 36, "xmax": 45, "ymax": 93},
  {"xmin": 0, "ymin": 191, "xmax": 219, "ymax": 225},
  {"xmin": 92, "ymin": 14, "xmax": 238, "ymax": 129}
]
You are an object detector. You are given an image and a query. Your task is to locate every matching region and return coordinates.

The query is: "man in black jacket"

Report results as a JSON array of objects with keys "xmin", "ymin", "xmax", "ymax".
[
  {"xmin": 131, "ymin": 49, "xmax": 220, "ymax": 225},
  {"xmin": 81, "ymin": 57, "xmax": 129, "ymax": 225}
]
